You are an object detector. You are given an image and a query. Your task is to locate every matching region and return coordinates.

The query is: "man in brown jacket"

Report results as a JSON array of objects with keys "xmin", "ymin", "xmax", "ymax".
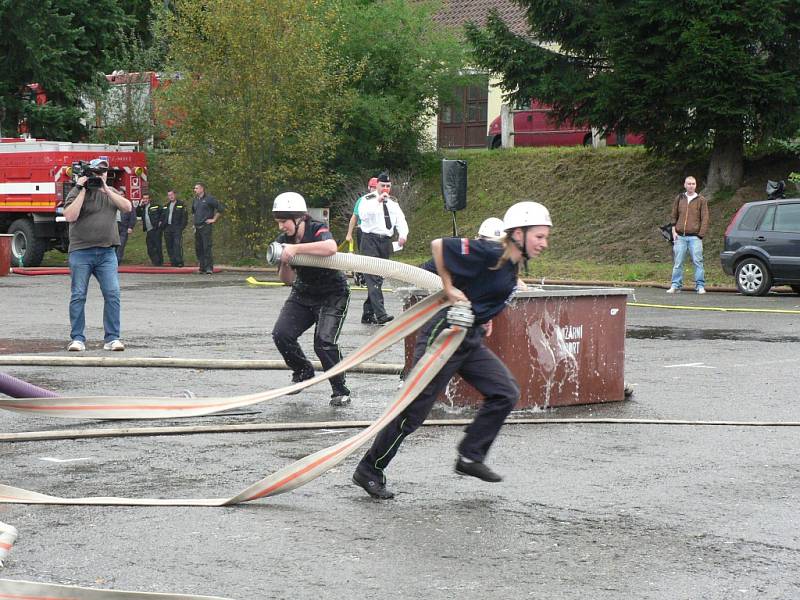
[{"xmin": 668, "ymin": 176, "xmax": 709, "ymax": 294}]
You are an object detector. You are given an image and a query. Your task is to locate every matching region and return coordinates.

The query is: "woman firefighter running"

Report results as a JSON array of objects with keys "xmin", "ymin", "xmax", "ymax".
[{"xmin": 352, "ymin": 201, "xmax": 552, "ymax": 499}]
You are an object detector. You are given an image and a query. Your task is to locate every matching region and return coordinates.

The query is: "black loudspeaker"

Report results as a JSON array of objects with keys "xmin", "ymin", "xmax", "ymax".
[{"xmin": 441, "ymin": 159, "xmax": 467, "ymax": 212}]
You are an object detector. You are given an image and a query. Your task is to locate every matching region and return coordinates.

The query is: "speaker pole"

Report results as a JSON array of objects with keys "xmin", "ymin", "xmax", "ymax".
[{"xmin": 451, "ymin": 212, "xmax": 458, "ymax": 237}]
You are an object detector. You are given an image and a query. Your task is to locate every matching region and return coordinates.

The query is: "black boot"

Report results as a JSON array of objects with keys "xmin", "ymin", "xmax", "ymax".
[
  {"xmin": 455, "ymin": 457, "xmax": 502, "ymax": 482},
  {"xmin": 352, "ymin": 469, "xmax": 394, "ymax": 499}
]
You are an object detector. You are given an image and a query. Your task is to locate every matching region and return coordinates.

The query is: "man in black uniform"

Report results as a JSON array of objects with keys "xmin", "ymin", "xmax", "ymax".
[
  {"xmin": 163, "ymin": 190, "xmax": 187, "ymax": 267},
  {"xmin": 192, "ymin": 183, "xmax": 223, "ymax": 274},
  {"xmin": 270, "ymin": 191, "xmax": 352, "ymax": 407},
  {"xmin": 141, "ymin": 193, "xmax": 164, "ymax": 266}
]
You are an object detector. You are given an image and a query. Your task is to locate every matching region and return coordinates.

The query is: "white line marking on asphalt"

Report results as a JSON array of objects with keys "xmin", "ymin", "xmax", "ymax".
[
  {"xmin": 664, "ymin": 363, "xmax": 715, "ymax": 369},
  {"xmin": 39, "ymin": 457, "xmax": 92, "ymax": 463}
]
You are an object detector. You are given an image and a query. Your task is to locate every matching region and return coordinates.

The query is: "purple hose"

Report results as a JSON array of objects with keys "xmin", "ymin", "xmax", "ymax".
[{"xmin": 0, "ymin": 372, "xmax": 60, "ymax": 398}]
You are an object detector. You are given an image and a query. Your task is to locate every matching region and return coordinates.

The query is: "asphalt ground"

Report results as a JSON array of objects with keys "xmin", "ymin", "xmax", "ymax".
[{"xmin": 1, "ymin": 271, "xmax": 799, "ymax": 599}]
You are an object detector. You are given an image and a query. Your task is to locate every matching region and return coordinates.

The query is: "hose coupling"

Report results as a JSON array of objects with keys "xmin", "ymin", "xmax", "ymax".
[
  {"xmin": 446, "ymin": 302, "xmax": 475, "ymax": 328},
  {"xmin": 266, "ymin": 241, "xmax": 284, "ymax": 264}
]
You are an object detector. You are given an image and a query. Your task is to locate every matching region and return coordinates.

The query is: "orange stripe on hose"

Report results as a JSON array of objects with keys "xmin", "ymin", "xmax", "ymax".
[{"xmin": 244, "ymin": 327, "xmax": 461, "ymax": 501}]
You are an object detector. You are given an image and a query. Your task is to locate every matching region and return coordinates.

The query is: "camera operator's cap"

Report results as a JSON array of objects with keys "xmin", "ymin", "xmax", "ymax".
[
  {"xmin": 89, "ymin": 157, "xmax": 109, "ymax": 169},
  {"xmin": 368, "ymin": 177, "xmax": 378, "ymax": 189}
]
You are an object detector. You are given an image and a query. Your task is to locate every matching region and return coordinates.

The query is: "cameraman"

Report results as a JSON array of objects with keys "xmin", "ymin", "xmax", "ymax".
[{"xmin": 63, "ymin": 157, "xmax": 132, "ymax": 352}]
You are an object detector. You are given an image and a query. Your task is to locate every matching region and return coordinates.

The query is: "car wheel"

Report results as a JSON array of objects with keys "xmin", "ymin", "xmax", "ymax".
[
  {"xmin": 734, "ymin": 257, "xmax": 772, "ymax": 296},
  {"xmin": 490, "ymin": 136, "xmax": 501, "ymax": 149},
  {"xmin": 790, "ymin": 285, "xmax": 800, "ymax": 295}
]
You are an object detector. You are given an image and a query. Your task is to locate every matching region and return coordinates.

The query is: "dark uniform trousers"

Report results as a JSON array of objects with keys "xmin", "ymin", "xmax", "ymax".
[
  {"xmin": 146, "ymin": 228, "xmax": 163, "ymax": 266},
  {"xmin": 116, "ymin": 223, "xmax": 130, "ymax": 262},
  {"xmin": 165, "ymin": 226, "xmax": 184, "ymax": 267},
  {"xmin": 357, "ymin": 313, "xmax": 520, "ymax": 481},
  {"xmin": 195, "ymin": 224, "xmax": 214, "ymax": 273},
  {"xmin": 271, "ymin": 288, "xmax": 351, "ymax": 395},
  {"xmin": 360, "ymin": 232, "xmax": 393, "ymax": 319},
  {"xmin": 143, "ymin": 204, "xmax": 164, "ymax": 266}
]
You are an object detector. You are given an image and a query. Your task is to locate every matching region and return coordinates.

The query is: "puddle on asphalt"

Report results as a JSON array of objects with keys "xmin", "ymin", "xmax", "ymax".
[
  {"xmin": 124, "ymin": 279, "xmax": 248, "ymax": 291},
  {"xmin": 626, "ymin": 325, "xmax": 800, "ymax": 343},
  {"xmin": 0, "ymin": 338, "xmax": 67, "ymax": 353}
]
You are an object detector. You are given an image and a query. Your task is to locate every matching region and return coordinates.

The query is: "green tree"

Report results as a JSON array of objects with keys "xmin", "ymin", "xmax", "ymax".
[
  {"xmin": 0, "ymin": 0, "xmax": 130, "ymax": 139},
  {"xmin": 467, "ymin": 1, "xmax": 800, "ymax": 192},
  {"xmin": 161, "ymin": 0, "xmax": 353, "ymax": 256},
  {"xmin": 332, "ymin": 0, "xmax": 468, "ymax": 172}
]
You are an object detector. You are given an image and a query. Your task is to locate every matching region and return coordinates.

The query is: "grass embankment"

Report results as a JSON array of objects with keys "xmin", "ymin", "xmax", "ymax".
[{"xmin": 42, "ymin": 146, "xmax": 796, "ymax": 287}]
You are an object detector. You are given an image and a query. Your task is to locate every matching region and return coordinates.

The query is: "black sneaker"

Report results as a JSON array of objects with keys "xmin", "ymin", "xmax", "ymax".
[
  {"xmin": 455, "ymin": 457, "xmax": 502, "ymax": 482},
  {"xmin": 287, "ymin": 370, "xmax": 314, "ymax": 395},
  {"xmin": 352, "ymin": 469, "xmax": 394, "ymax": 499},
  {"xmin": 375, "ymin": 314, "xmax": 394, "ymax": 325},
  {"xmin": 330, "ymin": 389, "xmax": 351, "ymax": 406},
  {"xmin": 361, "ymin": 315, "xmax": 377, "ymax": 324}
]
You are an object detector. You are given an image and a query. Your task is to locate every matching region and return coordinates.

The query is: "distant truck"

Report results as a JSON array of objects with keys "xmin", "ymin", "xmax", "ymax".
[
  {"xmin": 487, "ymin": 100, "xmax": 643, "ymax": 149},
  {"xmin": 0, "ymin": 138, "xmax": 148, "ymax": 266}
]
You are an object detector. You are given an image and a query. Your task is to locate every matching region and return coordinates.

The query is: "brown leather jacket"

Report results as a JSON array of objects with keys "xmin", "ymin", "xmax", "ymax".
[{"xmin": 671, "ymin": 193, "xmax": 709, "ymax": 238}]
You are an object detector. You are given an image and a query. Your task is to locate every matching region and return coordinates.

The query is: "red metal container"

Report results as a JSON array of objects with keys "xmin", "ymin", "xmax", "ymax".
[
  {"xmin": 402, "ymin": 286, "xmax": 632, "ymax": 409},
  {"xmin": 0, "ymin": 234, "xmax": 12, "ymax": 276}
]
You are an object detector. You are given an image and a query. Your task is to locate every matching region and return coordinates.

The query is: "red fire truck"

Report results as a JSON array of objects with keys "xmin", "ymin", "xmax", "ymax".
[{"xmin": 0, "ymin": 138, "xmax": 148, "ymax": 266}]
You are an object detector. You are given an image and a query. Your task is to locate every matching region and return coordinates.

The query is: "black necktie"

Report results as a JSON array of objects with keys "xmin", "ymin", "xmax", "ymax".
[{"xmin": 382, "ymin": 201, "xmax": 392, "ymax": 230}]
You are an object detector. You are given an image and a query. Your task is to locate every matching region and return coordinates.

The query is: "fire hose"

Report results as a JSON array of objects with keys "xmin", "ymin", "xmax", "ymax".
[
  {"xmin": 0, "ymin": 248, "xmax": 443, "ymax": 420},
  {"xmin": 0, "ymin": 522, "xmax": 16, "ymax": 567},
  {"xmin": 0, "ymin": 249, "xmax": 463, "ymax": 507},
  {"xmin": 0, "ymin": 578, "xmax": 231, "ymax": 600},
  {"xmin": 0, "ymin": 250, "xmax": 460, "ymax": 597}
]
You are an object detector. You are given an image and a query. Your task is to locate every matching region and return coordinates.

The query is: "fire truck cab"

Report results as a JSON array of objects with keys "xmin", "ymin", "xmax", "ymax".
[{"xmin": 0, "ymin": 138, "xmax": 148, "ymax": 267}]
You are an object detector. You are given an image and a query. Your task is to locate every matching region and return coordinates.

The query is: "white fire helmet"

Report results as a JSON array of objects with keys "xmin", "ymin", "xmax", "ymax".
[
  {"xmin": 272, "ymin": 192, "xmax": 307, "ymax": 214},
  {"xmin": 477, "ymin": 217, "xmax": 506, "ymax": 241},
  {"xmin": 503, "ymin": 201, "xmax": 552, "ymax": 230}
]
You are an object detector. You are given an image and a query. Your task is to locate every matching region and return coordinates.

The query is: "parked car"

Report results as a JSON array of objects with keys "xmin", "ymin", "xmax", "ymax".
[{"xmin": 720, "ymin": 197, "xmax": 800, "ymax": 295}]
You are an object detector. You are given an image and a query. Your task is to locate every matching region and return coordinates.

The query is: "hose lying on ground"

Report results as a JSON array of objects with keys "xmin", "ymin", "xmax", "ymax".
[
  {"xmin": 0, "ymin": 522, "xmax": 17, "ymax": 567},
  {"xmin": 0, "ymin": 252, "xmax": 443, "ymax": 419},
  {"xmin": 0, "ymin": 323, "xmax": 465, "ymax": 506},
  {"xmin": 0, "ymin": 356, "xmax": 404, "ymax": 374},
  {"xmin": 0, "ymin": 578, "xmax": 233, "ymax": 600},
  {"xmin": 0, "ymin": 251, "xmax": 464, "ymax": 505},
  {"xmin": 0, "ymin": 373, "xmax": 59, "ymax": 399},
  {"xmin": 0, "ymin": 291, "xmax": 446, "ymax": 419}
]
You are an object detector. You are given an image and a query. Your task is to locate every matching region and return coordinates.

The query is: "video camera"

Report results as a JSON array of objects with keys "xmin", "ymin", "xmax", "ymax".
[{"xmin": 71, "ymin": 160, "xmax": 107, "ymax": 189}]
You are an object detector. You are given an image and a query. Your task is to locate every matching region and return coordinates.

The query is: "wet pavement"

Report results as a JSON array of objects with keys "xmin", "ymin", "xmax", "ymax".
[{"xmin": 1, "ymin": 272, "xmax": 799, "ymax": 599}]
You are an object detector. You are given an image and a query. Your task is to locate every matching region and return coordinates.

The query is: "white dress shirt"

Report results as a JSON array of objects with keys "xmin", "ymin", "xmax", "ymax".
[{"xmin": 356, "ymin": 192, "xmax": 409, "ymax": 238}]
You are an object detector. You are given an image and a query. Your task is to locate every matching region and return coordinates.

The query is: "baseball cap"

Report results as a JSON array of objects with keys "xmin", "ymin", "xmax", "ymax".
[{"xmin": 89, "ymin": 157, "xmax": 109, "ymax": 169}]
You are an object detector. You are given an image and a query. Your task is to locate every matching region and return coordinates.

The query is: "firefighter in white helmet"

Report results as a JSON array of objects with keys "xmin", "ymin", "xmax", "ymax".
[
  {"xmin": 477, "ymin": 217, "xmax": 506, "ymax": 241},
  {"xmin": 271, "ymin": 192, "xmax": 352, "ymax": 406},
  {"xmin": 352, "ymin": 201, "xmax": 552, "ymax": 499}
]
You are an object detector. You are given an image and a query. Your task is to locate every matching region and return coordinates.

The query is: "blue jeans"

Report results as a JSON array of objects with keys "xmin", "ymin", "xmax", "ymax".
[
  {"xmin": 68, "ymin": 247, "xmax": 121, "ymax": 342},
  {"xmin": 671, "ymin": 235, "xmax": 705, "ymax": 289}
]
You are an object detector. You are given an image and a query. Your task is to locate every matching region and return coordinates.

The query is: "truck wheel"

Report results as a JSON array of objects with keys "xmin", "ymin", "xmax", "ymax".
[
  {"xmin": 8, "ymin": 218, "xmax": 47, "ymax": 267},
  {"xmin": 490, "ymin": 136, "xmax": 502, "ymax": 149},
  {"xmin": 735, "ymin": 257, "xmax": 772, "ymax": 296}
]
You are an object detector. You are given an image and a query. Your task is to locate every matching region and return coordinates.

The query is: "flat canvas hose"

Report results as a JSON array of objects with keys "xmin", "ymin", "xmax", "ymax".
[
  {"xmin": 0, "ymin": 324, "xmax": 466, "ymax": 507},
  {"xmin": 0, "ymin": 252, "xmax": 445, "ymax": 420},
  {"xmin": 0, "ymin": 521, "xmax": 17, "ymax": 567},
  {"xmin": 0, "ymin": 252, "xmax": 465, "ymax": 505},
  {"xmin": 0, "ymin": 578, "xmax": 232, "ymax": 600},
  {"xmin": 0, "ymin": 254, "xmax": 461, "ymax": 597}
]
